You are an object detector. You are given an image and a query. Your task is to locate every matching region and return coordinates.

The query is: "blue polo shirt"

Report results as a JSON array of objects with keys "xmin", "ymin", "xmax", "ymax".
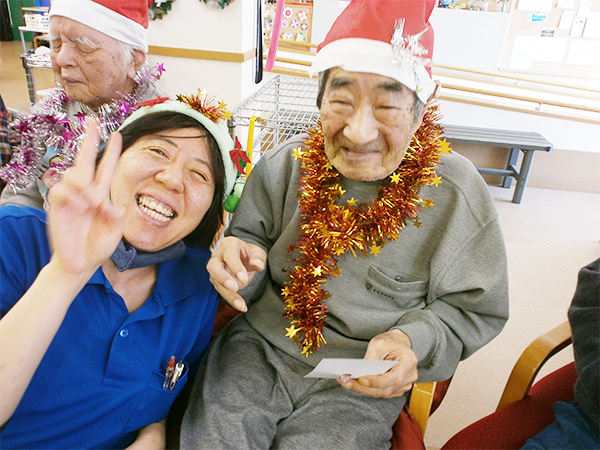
[{"xmin": 0, "ymin": 206, "xmax": 219, "ymax": 449}]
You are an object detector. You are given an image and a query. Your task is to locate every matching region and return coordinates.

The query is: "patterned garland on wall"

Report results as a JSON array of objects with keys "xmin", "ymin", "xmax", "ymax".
[
  {"xmin": 149, "ymin": 0, "xmax": 176, "ymax": 20},
  {"xmin": 201, "ymin": 0, "xmax": 236, "ymax": 8},
  {"xmin": 148, "ymin": 0, "xmax": 236, "ymax": 19}
]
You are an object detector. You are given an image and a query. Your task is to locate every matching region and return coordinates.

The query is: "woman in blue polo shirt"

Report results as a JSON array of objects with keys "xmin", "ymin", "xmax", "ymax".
[{"xmin": 0, "ymin": 96, "xmax": 237, "ymax": 449}]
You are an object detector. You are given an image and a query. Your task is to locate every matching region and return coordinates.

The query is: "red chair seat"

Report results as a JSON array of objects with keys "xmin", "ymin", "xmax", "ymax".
[{"xmin": 441, "ymin": 362, "xmax": 577, "ymax": 449}]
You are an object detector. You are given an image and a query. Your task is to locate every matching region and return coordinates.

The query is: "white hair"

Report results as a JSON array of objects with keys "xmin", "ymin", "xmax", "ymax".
[{"xmin": 117, "ymin": 40, "xmax": 142, "ymax": 67}]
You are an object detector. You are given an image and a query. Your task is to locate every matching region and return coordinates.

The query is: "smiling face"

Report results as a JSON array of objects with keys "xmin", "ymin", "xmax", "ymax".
[
  {"xmin": 320, "ymin": 68, "xmax": 425, "ymax": 181},
  {"xmin": 110, "ymin": 128, "xmax": 216, "ymax": 252},
  {"xmin": 49, "ymin": 16, "xmax": 142, "ymax": 109}
]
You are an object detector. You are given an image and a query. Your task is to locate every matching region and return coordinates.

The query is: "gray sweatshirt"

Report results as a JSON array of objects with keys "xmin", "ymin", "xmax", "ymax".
[{"xmin": 229, "ymin": 134, "xmax": 509, "ymax": 383}]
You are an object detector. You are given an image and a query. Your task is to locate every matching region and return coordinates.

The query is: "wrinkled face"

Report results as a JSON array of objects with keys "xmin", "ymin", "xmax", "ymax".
[
  {"xmin": 320, "ymin": 68, "xmax": 424, "ymax": 181},
  {"xmin": 110, "ymin": 128, "xmax": 216, "ymax": 252},
  {"xmin": 49, "ymin": 16, "xmax": 137, "ymax": 109}
]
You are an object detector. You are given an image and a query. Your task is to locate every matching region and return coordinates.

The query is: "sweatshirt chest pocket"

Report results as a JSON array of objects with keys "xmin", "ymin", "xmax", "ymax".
[{"xmin": 366, "ymin": 265, "xmax": 428, "ymax": 310}]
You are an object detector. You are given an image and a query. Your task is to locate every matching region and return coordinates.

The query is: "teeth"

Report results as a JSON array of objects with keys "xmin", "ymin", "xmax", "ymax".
[{"xmin": 137, "ymin": 196, "xmax": 175, "ymax": 222}]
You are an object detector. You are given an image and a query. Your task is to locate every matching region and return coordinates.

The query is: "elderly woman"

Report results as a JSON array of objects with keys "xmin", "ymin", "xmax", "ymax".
[
  {"xmin": 0, "ymin": 96, "xmax": 236, "ymax": 449},
  {"xmin": 0, "ymin": 0, "xmax": 169, "ymax": 209}
]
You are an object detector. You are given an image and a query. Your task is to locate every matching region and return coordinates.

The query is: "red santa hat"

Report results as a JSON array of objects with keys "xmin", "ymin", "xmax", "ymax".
[
  {"xmin": 310, "ymin": 0, "xmax": 436, "ymax": 104},
  {"xmin": 49, "ymin": 0, "xmax": 149, "ymax": 52}
]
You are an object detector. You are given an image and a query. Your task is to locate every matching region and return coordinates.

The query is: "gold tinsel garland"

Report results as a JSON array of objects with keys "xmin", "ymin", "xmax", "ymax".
[{"xmin": 281, "ymin": 105, "xmax": 444, "ymax": 355}]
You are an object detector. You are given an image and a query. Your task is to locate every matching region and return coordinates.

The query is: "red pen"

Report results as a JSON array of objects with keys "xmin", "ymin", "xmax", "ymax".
[{"xmin": 163, "ymin": 356, "xmax": 176, "ymax": 390}]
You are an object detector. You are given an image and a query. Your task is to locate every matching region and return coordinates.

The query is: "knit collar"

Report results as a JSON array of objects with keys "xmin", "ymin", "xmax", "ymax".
[{"xmin": 110, "ymin": 239, "xmax": 186, "ymax": 272}]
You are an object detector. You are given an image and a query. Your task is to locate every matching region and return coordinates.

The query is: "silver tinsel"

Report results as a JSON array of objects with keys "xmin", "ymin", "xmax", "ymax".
[
  {"xmin": 0, "ymin": 62, "xmax": 163, "ymax": 192},
  {"xmin": 390, "ymin": 19, "xmax": 431, "ymax": 70}
]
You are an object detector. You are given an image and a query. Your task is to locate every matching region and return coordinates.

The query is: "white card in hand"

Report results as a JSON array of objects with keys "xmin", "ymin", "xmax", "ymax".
[{"xmin": 304, "ymin": 358, "xmax": 398, "ymax": 379}]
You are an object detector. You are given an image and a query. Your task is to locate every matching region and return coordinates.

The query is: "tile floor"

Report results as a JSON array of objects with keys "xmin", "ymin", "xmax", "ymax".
[{"xmin": 1, "ymin": 40, "xmax": 35, "ymax": 114}]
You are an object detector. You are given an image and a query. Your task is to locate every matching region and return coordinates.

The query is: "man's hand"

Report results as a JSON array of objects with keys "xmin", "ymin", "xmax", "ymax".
[
  {"xmin": 207, "ymin": 236, "xmax": 267, "ymax": 312},
  {"xmin": 339, "ymin": 329, "xmax": 418, "ymax": 398}
]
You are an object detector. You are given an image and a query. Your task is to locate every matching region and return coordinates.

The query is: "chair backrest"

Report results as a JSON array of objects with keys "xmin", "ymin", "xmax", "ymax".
[
  {"xmin": 441, "ymin": 362, "xmax": 576, "ymax": 450},
  {"xmin": 440, "ymin": 321, "xmax": 575, "ymax": 450},
  {"xmin": 497, "ymin": 321, "xmax": 572, "ymax": 410}
]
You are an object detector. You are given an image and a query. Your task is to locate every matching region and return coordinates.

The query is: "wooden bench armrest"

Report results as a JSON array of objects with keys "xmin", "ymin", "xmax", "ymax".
[{"xmin": 496, "ymin": 321, "xmax": 572, "ymax": 411}]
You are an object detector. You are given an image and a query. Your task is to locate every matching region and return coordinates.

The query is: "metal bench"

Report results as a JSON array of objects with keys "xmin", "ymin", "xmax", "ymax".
[{"xmin": 443, "ymin": 125, "xmax": 553, "ymax": 204}]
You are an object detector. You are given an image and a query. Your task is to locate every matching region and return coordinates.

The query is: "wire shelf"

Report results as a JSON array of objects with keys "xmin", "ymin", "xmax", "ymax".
[
  {"xmin": 231, "ymin": 75, "xmax": 321, "ymax": 161},
  {"xmin": 23, "ymin": 53, "xmax": 52, "ymax": 69},
  {"xmin": 21, "ymin": 53, "xmax": 56, "ymax": 105}
]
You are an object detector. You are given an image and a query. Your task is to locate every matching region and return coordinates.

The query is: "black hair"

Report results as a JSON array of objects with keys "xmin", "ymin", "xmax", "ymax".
[{"xmin": 119, "ymin": 111, "xmax": 225, "ymax": 248}]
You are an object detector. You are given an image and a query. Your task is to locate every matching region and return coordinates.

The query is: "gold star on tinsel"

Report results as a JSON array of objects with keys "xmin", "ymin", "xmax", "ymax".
[
  {"xmin": 431, "ymin": 175, "xmax": 442, "ymax": 187},
  {"xmin": 293, "ymin": 147, "xmax": 303, "ymax": 159},
  {"xmin": 370, "ymin": 244, "xmax": 382, "ymax": 256},
  {"xmin": 281, "ymin": 106, "xmax": 443, "ymax": 355},
  {"xmin": 332, "ymin": 267, "xmax": 342, "ymax": 277},
  {"xmin": 390, "ymin": 172, "xmax": 401, "ymax": 184},
  {"xmin": 347, "ymin": 197, "xmax": 357, "ymax": 207},
  {"xmin": 219, "ymin": 101, "xmax": 227, "ymax": 110},
  {"xmin": 413, "ymin": 218, "xmax": 423, "ymax": 228},
  {"xmin": 440, "ymin": 138, "xmax": 452, "ymax": 155},
  {"xmin": 223, "ymin": 110, "xmax": 232, "ymax": 120},
  {"xmin": 423, "ymin": 198, "xmax": 435, "ymax": 208},
  {"xmin": 286, "ymin": 325, "xmax": 300, "ymax": 338}
]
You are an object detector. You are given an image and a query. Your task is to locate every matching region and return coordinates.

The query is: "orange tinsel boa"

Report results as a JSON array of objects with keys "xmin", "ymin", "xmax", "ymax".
[{"xmin": 281, "ymin": 105, "xmax": 444, "ymax": 355}]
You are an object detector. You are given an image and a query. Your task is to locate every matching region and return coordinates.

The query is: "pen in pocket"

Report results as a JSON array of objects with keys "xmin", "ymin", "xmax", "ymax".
[
  {"xmin": 170, "ymin": 360, "xmax": 185, "ymax": 391},
  {"xmin": 163, "ymin": 356, "xmax": 176, "ymax": 390}
]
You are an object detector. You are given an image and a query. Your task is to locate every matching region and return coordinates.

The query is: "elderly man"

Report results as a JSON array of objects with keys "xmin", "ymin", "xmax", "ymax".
[
  {"xmin": 0, "ymin": 0, "xmax": 168, "ymax": 209},
  {"xmin": 180, "ymin": 0, "xmax": 509, "ymax": 448}
]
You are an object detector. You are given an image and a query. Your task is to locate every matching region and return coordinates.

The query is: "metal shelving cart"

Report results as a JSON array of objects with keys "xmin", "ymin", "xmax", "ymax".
[
  {"xmin": 18, "ymin": 7, "xmax": 55, "ymax": 106},
  {"xmin": 230, "ymin": 75, "xmax": 321, "ymax": 168},
  {"xmin": 21, "ymin": 52, "xmax": 55, "ymax": 105}
]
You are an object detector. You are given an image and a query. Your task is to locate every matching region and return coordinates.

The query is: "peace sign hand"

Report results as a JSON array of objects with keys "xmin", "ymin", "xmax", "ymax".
[{"xmin": 47, "ymin": 119, "xmax": 125, "ymax": 278}]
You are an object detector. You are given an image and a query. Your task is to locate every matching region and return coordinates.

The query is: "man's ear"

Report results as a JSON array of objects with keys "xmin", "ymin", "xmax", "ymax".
[
  {"xmin": 412, "ymin": 79, "xmax": 441, "ymax": 132},
  {"xmin": 428, "ymin": 79, "xmax": 442, "ymax": 104},
  {"xmin": 128, "ymin": 49, "xmax": 146, "ymax": 79}
]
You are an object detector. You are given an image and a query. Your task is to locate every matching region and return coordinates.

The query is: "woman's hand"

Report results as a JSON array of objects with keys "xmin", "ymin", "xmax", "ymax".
[
  {"xmin": 48, "ymin": 119, "xmax": 124, "ymax": 277},
  {"xmin": 1, "ymin": 122, "xmax": 125, "ymax": 426}
]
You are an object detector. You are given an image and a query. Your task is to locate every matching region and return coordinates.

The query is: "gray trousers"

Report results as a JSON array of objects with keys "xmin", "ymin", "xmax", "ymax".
[{"xmin": 180, "ymin": 317, "xmax": 406, "ymax": 450}]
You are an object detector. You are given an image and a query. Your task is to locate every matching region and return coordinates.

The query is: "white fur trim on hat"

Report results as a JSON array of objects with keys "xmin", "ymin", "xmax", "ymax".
[
  {"xmin": 309, "ymin": 38, "xmax": 436, "ymax": 104},
  {"xmin": 118, "ymin": 101, "xmax": 237, "ymax": 200},
  {"xmin": 49, "ymin": 0, "xmax": 148, "ymax": 52}
]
